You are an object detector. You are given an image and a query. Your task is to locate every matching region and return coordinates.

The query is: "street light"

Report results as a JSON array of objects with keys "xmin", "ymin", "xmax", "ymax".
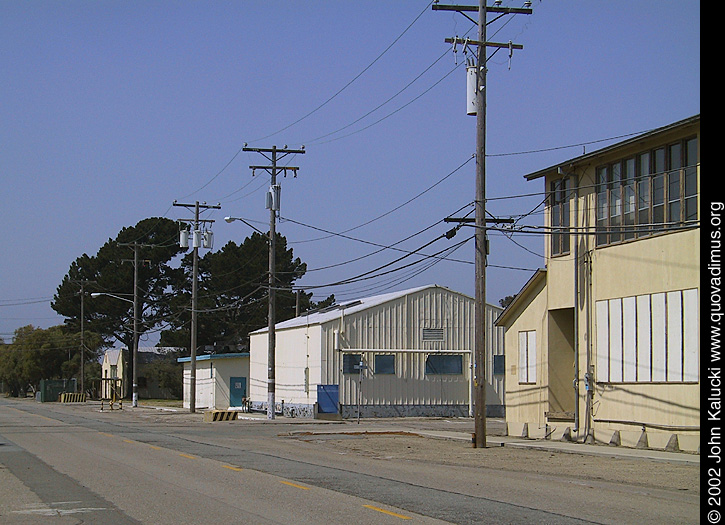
[
  {"xmin": 91, "ymin": 292, "xmax": 138, "ymax": 408},
  {"xmin": 224, "ymin": 216, "xmax": 266, "ymax": 236},
  {"xmin": 225, "ymin": 215, "xmax": 277, "ymax": 420}
]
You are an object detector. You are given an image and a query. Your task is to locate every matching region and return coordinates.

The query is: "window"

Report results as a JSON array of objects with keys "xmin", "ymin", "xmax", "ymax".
[
  {"xmin": 595, "ymin": 289, "xmax": 698, "ymax": 383},
  {"xmin": 550, "ymin": 177, "xmax": 571, "ymax": 255},
  {"xmin": 623, "ymin": 157, "xmax": 636, "ymax": 241},
  {"xmin": 595, "ymin": 137, "xmax": 698, "ymax": 246},
  {"xmin": 518, "ymin": 331, "xmax": 536, "ymax": 384},
  {"xmin": 425, "ymin": 354, "xmax": 463, "ymax": 375},
  {"xmin": 493, "ymin": 354, "xmax": 506, "ymax": 375},
  {"xmin": 374, "ymin": 355, "xmax": 395, "ymax": 375},
  {"xmin": 342, "ymin": 354, "xmax": 363, "ymax": 374},
  {"xmin": 684, "ymin": 138, "xmax": 698, "ymax": 221},
  {"xmin": 110, "ymin": 365, "xmax": 118, "ymax": 378},
  {"xmin": 637, "ymin": 152, "xmax": 651, "ymax": 235}
]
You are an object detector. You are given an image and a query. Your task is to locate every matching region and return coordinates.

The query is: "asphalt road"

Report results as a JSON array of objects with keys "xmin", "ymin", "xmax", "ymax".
[{"xmin": 0, "ymin": 398, "xmax": 699, "ymax": 524}]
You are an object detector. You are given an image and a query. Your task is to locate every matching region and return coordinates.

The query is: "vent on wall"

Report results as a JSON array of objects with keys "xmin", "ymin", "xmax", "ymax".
[{"xmin": 422, "ymin": 328, "xmax": 445, "ymax": 341}]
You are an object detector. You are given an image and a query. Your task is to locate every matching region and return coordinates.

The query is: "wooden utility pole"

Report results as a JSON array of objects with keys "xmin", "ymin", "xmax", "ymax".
[
  {"xmin": 173, "ymin": 201, "xmax": 221, "ymax": 413},
  {"xmin": 119, "ymin": 242, "xmax": 153, "ymax": 408},
  {"xmin": 71, "ymin": 279, "xmax": 96, "ymax": 396},
  {"xmin": 433, "ymin": 1, "xmax": 530, "ymax": 448},
  {"xmin": 243, "ymin": 145, "xmax": 304, "ymax": 419}
]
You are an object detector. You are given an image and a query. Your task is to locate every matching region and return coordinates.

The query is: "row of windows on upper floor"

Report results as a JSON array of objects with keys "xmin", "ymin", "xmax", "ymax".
[{"xmin": 549, "ymin": 136, "xmax": 698, "ymax": 255}]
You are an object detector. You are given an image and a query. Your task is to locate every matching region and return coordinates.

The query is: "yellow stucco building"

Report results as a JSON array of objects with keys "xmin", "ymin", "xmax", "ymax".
[{"xmin": 496, "ymin": 115, "xmax": 700, "ymax": 453}]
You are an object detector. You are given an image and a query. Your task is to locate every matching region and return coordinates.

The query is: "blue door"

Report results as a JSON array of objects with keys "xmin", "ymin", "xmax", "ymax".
[
  {"xmin": 230, "ymin": 377, "xmax": 247, "ymax": 407},
  {"xmin": 317, "ymin": 384, "xmax": 339, "ymax": 414}
]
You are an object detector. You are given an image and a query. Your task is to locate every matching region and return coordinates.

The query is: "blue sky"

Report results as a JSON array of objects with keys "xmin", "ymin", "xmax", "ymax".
[{"xmin": 0, "ymin": 1, "xmax": 700, "ymax": 344}]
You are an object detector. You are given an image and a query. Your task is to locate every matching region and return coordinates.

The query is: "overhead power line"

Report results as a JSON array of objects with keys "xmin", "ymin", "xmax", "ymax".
[{"xmin": 249, "ymin": 1, "xmax": 434, "ymax": 144}]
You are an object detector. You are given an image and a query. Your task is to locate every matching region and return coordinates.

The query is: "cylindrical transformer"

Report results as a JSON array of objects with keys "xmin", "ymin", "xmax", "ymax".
[
  {"xmin": 192, "ymin": 230, "xmax": 202, "ymax": 248},
  {"xmin": 180, "ymin": 229, "xmax": 189, "ymax": 248},
  {"xmin": 202, "ymin": 230, "xmax": 214, "ymax": 249},
  {"xmin": 467, "ymin": 65, "xmax": 478, "ymax": 116}
]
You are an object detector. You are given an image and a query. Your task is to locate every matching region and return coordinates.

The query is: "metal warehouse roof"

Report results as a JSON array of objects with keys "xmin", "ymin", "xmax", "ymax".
[
  {"xmin": 251, "ymin": 284, "xmax": 487, "ymax": 334},
  {"xmin": 177, "ymin": 352, "xmax": 249, "ymax": 363}
]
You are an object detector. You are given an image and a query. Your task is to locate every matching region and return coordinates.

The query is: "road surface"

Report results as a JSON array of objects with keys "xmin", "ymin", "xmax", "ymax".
[{"xmin": 0, "ymin": 398, "xmax": 699, "ymax": 524}]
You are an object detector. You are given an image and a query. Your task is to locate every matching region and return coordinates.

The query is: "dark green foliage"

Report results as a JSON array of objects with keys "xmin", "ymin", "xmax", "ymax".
[
  {"xmin": 143, "ymin": 357, "xmax": 183, "ymax": 399},
  {"xmin": 0, "ymin": 325, "xmax": 102, "ymax": 396},
  {"xmin": 160, "ymin": 231, "xmax": 328, "ymax": 353},
  {"xmin": 51, "ymin": 218, "xmax": 185, "ymax": 351}
]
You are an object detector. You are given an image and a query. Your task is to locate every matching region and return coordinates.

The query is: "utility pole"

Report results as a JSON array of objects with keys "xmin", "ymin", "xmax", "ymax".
[
  {"xmin": 79, "ymin": 280, "xmax": 86, "ymax": 396},
  {"xmin": 118, "ymin": 242, "xmax": 154, "ymax": 408},
  {"xmin": 174, "ymin": 201, "xmax": 221, "ymax": 413},
  {"xmin": 433, "ymin": 1, "xmax": 530, "ymax": 448},
  {"xmin": 71, "ymin": 279, "xmax": 96, "ymax": 395},
  {"xmin": 243, "ymin": 145, "xmax": 304, "ymax": 419}
]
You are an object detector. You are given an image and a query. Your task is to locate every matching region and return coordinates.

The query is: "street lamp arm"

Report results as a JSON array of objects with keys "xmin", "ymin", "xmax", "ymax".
[
  {"xmin": 224, "ymin": 216, "xmax": 268, "ymax": 238},
  {"xmin": 90, "ymin": 292, "xmax": 134, "ymax": 304},
  {"xmin": 90, "ymin": 291, "xmax": 139, "ymax": 408}
]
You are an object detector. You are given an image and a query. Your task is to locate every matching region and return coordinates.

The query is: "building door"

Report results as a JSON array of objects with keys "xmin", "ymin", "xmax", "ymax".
[
  {"xmin": 229, "ymin": 377, "xmax": 247, "ymax": 407},
  {"xmin": 547, "ymin": 308, "xmax": 576, "ymax": 417}
]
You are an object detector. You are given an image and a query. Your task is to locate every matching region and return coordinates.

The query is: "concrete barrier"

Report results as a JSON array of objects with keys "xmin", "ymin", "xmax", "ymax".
[
  {"xmin": 203, "ymin": 410, "xmax": 239, "ymax": 422},
  {"xmin": 58, "ymin": 392, "xmax": 86, "ymax": 403}
]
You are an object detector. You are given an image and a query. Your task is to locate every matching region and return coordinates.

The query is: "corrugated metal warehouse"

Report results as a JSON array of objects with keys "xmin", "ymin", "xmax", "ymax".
[{"xmin": 249, "ymin": 285, "xmax": 504, "ymax": 418}]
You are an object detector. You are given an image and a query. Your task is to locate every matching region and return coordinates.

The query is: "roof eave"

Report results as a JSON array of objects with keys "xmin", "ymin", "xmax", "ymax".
[{"xmin": 523, "ymin": 114, "xmax": 700, "ymax": 182}]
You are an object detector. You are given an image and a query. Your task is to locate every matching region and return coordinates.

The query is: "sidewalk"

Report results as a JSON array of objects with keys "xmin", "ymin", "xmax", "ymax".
[
  {"xmin": 277, "ymin": 417, "xmax": 700, "ymax": 466},
  {"xmin": 135, "ymin": 404, "xmax": 699, "ymax": 465}
]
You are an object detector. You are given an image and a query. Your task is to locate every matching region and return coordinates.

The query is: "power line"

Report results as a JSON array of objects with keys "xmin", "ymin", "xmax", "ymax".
[
  {"xmin": 292, "ymin": 229, "xmax": 469, "ymax": 291},
  {"xmin": 248, "ymin": 1, "xmax": 434, "ymax": 144},
  {"xmin": 288, "ymin": 155, "xmax": 474, "ymax": 245}
]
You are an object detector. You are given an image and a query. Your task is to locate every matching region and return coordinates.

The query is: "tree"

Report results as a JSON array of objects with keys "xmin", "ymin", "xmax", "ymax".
[
  {"xmin": 143, "ymin": 350, "xmax": 184, "ymax": 399},
  {"xmin": 0, "ymin": 325, "xmax": 102, "ymax": 396},
  {"xmin": 52, "ymin": 218, "xmax": 185, "ymax": 352},
  {"xmin": 499, "ymin": 295, "xmax": 517, "ymax": 309},
  {"xmin": 51, "ymin": 218, "xmax": 185, "ymax": 397},
  {"xmin": 160, "ymin": 232, "xmax": 333, "ymax": 352}
]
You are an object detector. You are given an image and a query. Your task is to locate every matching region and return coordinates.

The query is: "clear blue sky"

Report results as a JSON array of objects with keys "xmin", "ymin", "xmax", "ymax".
[{"xmin": 0, "ymin": 1, "xmax": 700, "ymax": 344}]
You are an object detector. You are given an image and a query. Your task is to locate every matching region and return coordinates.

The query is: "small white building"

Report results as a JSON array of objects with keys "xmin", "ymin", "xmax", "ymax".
[
  {"xmin": 101, "ymin": 348, "xmax": 127, "ymax": 400},
  {"xmin": 249, "ymin": 285, "xmax": 504, "ymax": 418},
  {"xmin": 178, "ymin": 353, "xmax": 250, "ymax": 410}
]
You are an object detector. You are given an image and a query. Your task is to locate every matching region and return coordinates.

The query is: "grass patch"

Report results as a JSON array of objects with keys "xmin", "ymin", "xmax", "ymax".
[{"xmin": 141, "ymin": 398, "xmax": 183, "ymax": 408}]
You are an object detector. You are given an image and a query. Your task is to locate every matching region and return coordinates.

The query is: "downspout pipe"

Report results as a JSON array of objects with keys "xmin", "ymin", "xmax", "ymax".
[
  {"xmin": 559, "ymin": 166, "xmax": 580, "ymax": 436},
  {"xmin": 573, "ymin": 174, "xmax": 580, "ymax": 435}
]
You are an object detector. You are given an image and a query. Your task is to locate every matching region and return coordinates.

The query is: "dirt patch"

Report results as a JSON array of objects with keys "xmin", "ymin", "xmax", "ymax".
[{"xmin": 303, "ymin": 433, "xmax": 699, "ymax": 494}]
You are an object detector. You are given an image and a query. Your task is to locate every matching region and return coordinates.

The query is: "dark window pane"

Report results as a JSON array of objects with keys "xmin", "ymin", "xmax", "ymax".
[
  {"xmin": 685, "ymin": 197, "xmax": 698, "ymax": 222},
  {"xmin": 653, "ymin": 175, "xmax": 665, "ymax": 205},
  {"xmin": 669, "ymin": 143, "xmax": 682, "ymax": 170},
  {"xmin": 374, "ymin": 355, "xmax": 395, "ymax": 375},
  {"xmin": 685, "ymin": 138, "xmax": 697, "ymax": 168},
  {"xmin": 493, "ymin": 355, "xmax": 506, "ymax": 375},
  {"xmin": 654, "ymin": 148, "xmax": 665, "ymax": 176},
  {"xmin": 343, "ymin": 354, "xmax": 362, "ymax": 374},
  {"xmin": 425, "ymin": 355, "xmax": 463, "ymax": 375}
]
